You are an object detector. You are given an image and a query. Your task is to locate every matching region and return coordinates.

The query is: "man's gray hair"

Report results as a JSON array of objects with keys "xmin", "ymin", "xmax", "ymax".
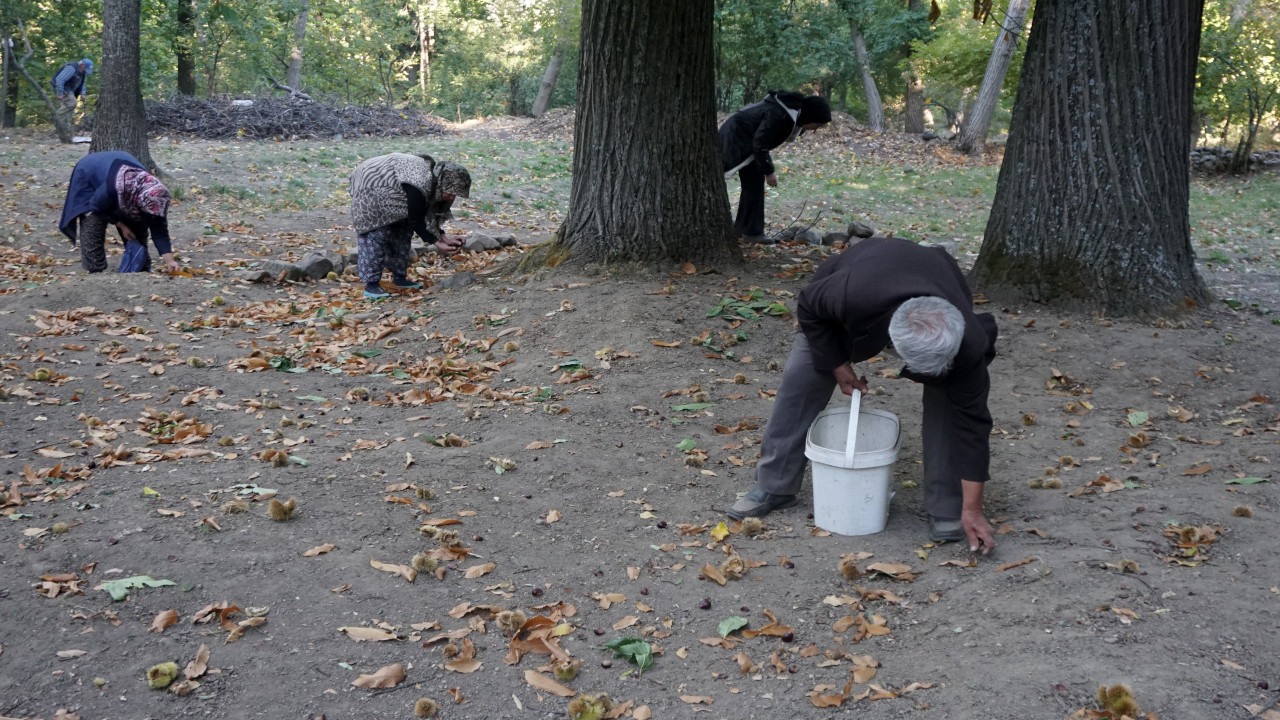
[{"xmin": 888, "ymin": 296, "xmax": 965, "ymax": 376}]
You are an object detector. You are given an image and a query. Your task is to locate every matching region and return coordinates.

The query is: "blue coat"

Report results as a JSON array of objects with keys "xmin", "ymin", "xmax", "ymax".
[{"xmin": 58, "ymin": 151, "xmax": 172, "ymax": 254}]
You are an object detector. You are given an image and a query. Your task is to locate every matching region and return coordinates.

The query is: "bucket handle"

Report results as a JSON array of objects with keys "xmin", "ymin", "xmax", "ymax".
[{"xmin": 843, "ymin": 389, "xmax": 861, "ymax": 466}]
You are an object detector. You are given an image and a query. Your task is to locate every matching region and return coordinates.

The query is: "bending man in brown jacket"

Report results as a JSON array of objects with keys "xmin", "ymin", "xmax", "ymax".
[{"xmin": 728, "ymin": 237, "xmax": 999, "ymax": 553}]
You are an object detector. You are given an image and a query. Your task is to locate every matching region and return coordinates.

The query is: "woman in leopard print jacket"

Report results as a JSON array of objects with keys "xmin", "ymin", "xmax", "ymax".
[{"xmin": 349, "ymin": 152, "xmax": 471, "ymax": 299}]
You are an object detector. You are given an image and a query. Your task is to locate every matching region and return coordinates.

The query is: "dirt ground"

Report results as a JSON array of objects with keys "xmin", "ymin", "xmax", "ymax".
[{"xmin": 0, "ymin": 121, "xmax": 1278, "ymax": 720}]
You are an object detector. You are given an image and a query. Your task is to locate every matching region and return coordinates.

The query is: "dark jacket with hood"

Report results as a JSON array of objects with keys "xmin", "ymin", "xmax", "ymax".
[
  {"xmin": 796, "ymin": 237, "xmax": 999, "ymax": 483},
  {"xmin": 718, "ymin": 91, "xmax": 812, "ymax": 177},
  {"xmin": 58, "ymin": 151, "xmax": 173, "ymax": 254}
]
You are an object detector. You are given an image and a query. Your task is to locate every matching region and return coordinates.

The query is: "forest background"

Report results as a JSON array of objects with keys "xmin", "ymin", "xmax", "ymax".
[{"xmin": 1, "ymin": 0, "xmax": 1277, "ymax": 160}]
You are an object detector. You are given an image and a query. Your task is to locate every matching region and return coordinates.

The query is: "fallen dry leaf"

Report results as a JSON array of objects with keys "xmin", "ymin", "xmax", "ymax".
[
  {"xmin": 612, "ymin": 615, "xmax": 639, "ymax": 630},
  {"xmin": 340, "ymin": 626, "xmax": 399, "ymax": 642},
  {"xmin": 56, "ymin": 649, "xmax": 88, "ymax": 659},
  {"xmin": 525, "ymin": 441, "xmax": 554, "ymax": 450},
  {"xmin": 149, "ymin": 609, "xmax": 179, "ymax": 633},
  {"xmin": 370, "ymin": 557, "xmax": 417, "ymax": 583},
  {"xmin": 524, "ymin": 669, "xmax": 575, "ymax": 697},
  {"xmin": 679, "ymin": 695, "xmax": 714, "ymax": 705},
  {"xmin": 302, "ymin": 543, "xmax": 336, "ymax": 557},
  {"xmin": 545, "ymin": 509, "xmax": 562, "ymax": 523},
  {"xmin": 184, "ymin": 644, "xmax": 210, "ymax": 680},
  {"xmin": 701, "ymin": 562, "xmax": 727, "ymax": 586},
  {"xmin": 1182, "ymin": 463, "xmax": 1212, "ymax": 476},
  {"xmin": 352, "ymin": 662, "xmax": 405, "ymax": 688},
  {"xmin": 995, "ymin": 557, "xmax": 1037, "ymax": 572},
  {"xmin": 464, "ymin": 562, "xmax": 497, "ymax": 579}
]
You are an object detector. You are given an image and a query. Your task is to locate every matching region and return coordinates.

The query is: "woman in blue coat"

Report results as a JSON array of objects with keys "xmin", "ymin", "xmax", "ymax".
[{"xmin": 58, "ymin": 151, "xmax": 180, "ymax": 273}]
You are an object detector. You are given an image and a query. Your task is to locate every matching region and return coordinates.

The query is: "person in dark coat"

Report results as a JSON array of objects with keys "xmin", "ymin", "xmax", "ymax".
[
  {"xmin": 719, "ymin": 91, "xmax": 831, "ymax": 243},
  {"xmin": 348, "ymin": 152, "xmax": 469, "ymax": 299},
  {"xmin": 727, "ymin": 237, "xmax": 999, "ymax": 553},
  {"xmin": 58, "ymin": 151, "xmax": 180, "ymax": 274}
]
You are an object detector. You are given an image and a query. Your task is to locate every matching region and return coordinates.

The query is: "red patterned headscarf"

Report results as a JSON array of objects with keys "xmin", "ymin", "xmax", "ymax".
[{"xmin": 115, "ymin": 166, "xmax": 170, "ymax": 221}]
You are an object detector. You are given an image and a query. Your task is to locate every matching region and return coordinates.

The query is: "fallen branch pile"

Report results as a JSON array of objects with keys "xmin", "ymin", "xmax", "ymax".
[{"xmin": 122, "ymin": 97, "xmax": 447, "ymax": 140}]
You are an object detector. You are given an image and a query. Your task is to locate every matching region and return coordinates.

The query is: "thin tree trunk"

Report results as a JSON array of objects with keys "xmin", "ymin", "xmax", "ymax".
[
  {"xmin": 11, "ymin": 21, "xmax": 72, "ymax": 142},
  {"xmin": 850, "ymin": 21, "xmax": 883, "ymax": 133},
  {"xmin": 971, "ymin": 0, "xmax": 1209, "ymax": 316},
  {"xmin": 955, "ymin": 0, "xmax": 1029, "ymax": 154},
  {"xmin": 532, "ymin": 0, "xmax": 573, "ymax": 118},
  {"xmin": 1, "ymin": 36, "xmax": 13, "ymax": 127},
  {"xmin": 90, "ymin": 0, "xmax": 155, "ymax": 170},
  {"xmin": 531, "ymin": 48, "xmax": 565, "ymax": 117},
  {"xmin": 285, "ymin": 0, "xmax": 309, "ymax": 92},
  {"xmin": 536, "ymin": 0, "xmax": 738, "ymax": 267},
  {"xmin": 903, "ymin": 0, "xmax": 926, "ymax": 133},
  {"xmin": 175, "ymin": 0, "xmax": 196, "ymax": 95}
]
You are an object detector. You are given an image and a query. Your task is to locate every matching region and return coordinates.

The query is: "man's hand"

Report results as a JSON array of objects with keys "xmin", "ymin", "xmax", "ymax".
[
  {"xmin": 765, "ymin": 173, "xmax": 778, "ymax": 188},
  {"xmin": 115, "ymin": 223, "xmax": 136, "ymax": 242},
  {"xmin": 162, "ymin": 253, "xmax": 180, "ymax": 274},
  {"xmin": 960, "ymin": 479, "xmax": 996, "ymax": 554},
  {"xmin": 833, "ymin": 363, "xmax": 868, "ymax": 396},
  {"xmin": 435, "ymin": 236, "xmax": 463, "ymax": 255}
]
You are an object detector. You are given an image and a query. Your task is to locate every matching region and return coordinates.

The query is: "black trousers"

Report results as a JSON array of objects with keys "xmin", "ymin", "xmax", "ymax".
[{"xmin": 732, "ymin": 162, "xmax": 766, "ymax": 237}]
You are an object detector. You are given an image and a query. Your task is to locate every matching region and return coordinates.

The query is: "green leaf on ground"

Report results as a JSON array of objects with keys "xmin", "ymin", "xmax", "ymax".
[
  {"xmin": 718, "ymin": 616, "xmax": 749, "ymax": 638},
  {"xmin": 1126, "ymin": 411, "xmax": 1149, "ymax": 427},
  {"xmin": 352, "ymin": 348, "xmax": 383, "ymax": 358},
  {"xmin": 675, "ymin": 438, "xmax": 696, "ymax": 452},
  {"xmin": 1224, "ymin": 477, "xmax": 1268, "ymax": 485},
  {"xmin": 604, "ymin": 637, "xmax": 654, "ymax": 673},
  {"xmin": 101, "ymin": 575, "xmax": 177, "ymax": 602}
]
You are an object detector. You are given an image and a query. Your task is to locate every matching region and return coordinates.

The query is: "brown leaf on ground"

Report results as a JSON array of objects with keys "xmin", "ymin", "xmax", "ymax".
[
  {"xmin": 1182, "ymin": 463, "xmax": 1212, "ymax": 476},
  {"xmin": 56, "ymin": 649, "xmax": 88, "ymax": 658},
  {"xmin": 370, "ymin": 557, "xmax": 417, "ymax": 583},
  {"xmin": 612, "ymin": 615, "xmax": 639, "ymax": 630},
  {"xmin": 679, "ymin": 695, "xmax": 714, "ymax": 705},
  {"xmin": 192, "ymin": 601, "xmax": 234, "ymax": 625},
  {"xmin": 149, "ymin": 609, "xmax": 179, "ymax": 633},
  {"xmin": 444, "ymin": 658, "xmax": 482, "ymax": 673},
  {"xmin": 633, "ymin": 706, "xmax": 652, "ymax": 720},
  {"xmin": 352, "ymin": 662, "xmax": 406, "ymax": 688},
  {"xmin": 525, "ymin": 441, "xmax": 554, "ymax": 450},
  {"xmin": 184, "ymin": 644, "xmax": 210, "ymax": 679},
  {"xmin": 448, "ymin": 687, "xmax": 464, "ymax": 703},
  {"xmin": 302, "ymin": 543, "xmax": 336, "ymax": 557},
  {"xmin": 701, "ymin": 563, "xmax": 727, "ymax": 586},
  {"xmin": 340, "ymin": 626, "xmax": 399, "ymax": 641},
  {"xmin": 735, "ymin": 651, "xmax": 759, "ymax": 674},
  {"xmin": 995, "ymin": 557, "xmax": 1037, "ymax": 572},
  {"xmin": 545, "ymin": 510, "xmax": 562, "ymax": 523},
  {"xmin": 463, "ymin": 562, "xmax": 497, "ymax": 579},
  {"xmin": 225, "ymin": 616, "xmax": 266, "ymax": 643},
  {"xmin": 523, "ymin": 669, "xmax": 575, "ymax": 697}
]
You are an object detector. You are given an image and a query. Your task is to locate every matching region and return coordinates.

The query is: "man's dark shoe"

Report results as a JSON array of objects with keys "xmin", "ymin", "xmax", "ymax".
[
  {"xmin": 929, "ymin": 516, "xmax": 965, "ymax": 543},
  {"xmin": 728, "ymin": 488, "xmax": 797, "ymax": 521}
]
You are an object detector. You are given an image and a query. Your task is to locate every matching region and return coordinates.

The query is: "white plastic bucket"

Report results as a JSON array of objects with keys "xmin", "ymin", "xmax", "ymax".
[{"xmin": 804, "ymin": 391, "xmax": 902, "ymax": 536}]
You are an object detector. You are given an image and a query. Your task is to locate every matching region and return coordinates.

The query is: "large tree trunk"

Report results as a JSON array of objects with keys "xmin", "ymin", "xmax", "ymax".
[
  {"xmin": 849, "ymin": 21, "xmax": 883, "ymax": 133},
  {"xmin": 90, "ymin": 0, "xmax": 155, "ymax": 170},
  {"xmin": 174, "ymin": 0, "xmax": 196, "ymax": 95},
  {"xmin": 533, "ymin": 0, "xmax": 738, "ymax": 267},
  {"xmin": 971, "ymin": 0, "xmax": 1209, "ymax": 316},
  {"xmin": 954, "ymin": 0, "xmax": 1029, "ymax": 154},
  {"xmin": 285, "ymin": 0, "xmax": 309, "ymax": 92}
]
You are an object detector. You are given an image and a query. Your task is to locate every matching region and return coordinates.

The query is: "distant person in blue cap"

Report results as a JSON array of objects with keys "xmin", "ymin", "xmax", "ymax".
[{"xmin": 51, "ymin": 58, "xmax": 93, "ymax": 128}]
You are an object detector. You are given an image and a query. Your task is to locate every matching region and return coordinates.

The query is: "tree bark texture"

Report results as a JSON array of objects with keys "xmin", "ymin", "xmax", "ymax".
[
  {"xmin": 530, "ymin": 48, "xmax": 565, "ymax": 117},
  {"xmin": 555, "ymin": 0, "xmax": 738, "ymax": 266},
  {"xmin": 971, "ymin": 0, "xmax": 1209, "ymax": 316},
  {"xmin": 91, "ymin": 0, "xmax": 154, "ymax": 168},
  {"xmin": 285, "ymin": 0, "xmax": 309, "ymax": 92},
  {"xmin": 175, "ymin": 0, "xmax": 196, "ymax": 95},
  {"xmin": 903, "ymin": 0, "xmax": 926, "ymax": 133},
  {"xmin": 850, "ymin": 22, "xmax": 884, "ymax": 133},
  {"xmin": 1, "ymin": 36, "xmax": 14, "ymax": 127},
  {"xmin": 954, "ymin": 0, "xmax": 1029, "ymax": 154}
]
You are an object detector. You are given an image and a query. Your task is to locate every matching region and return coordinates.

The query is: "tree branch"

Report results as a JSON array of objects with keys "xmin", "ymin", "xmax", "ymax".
[
  {"xmin": 10, "ymin": 19, "xmax": 73, "ymax": 142},
  {"xmin": 266, "ymin": 77, "xmax": 313, "ymax": 102}
]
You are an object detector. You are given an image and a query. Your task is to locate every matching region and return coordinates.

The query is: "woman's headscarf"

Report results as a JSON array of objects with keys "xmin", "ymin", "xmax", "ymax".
[
  {"xmin": 433, "ymin": 161, "xmax": 471, "ymax": 199},
  {"xmin": 115, "ymin": 166, "xmax": 170, "ymax": 222}
]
